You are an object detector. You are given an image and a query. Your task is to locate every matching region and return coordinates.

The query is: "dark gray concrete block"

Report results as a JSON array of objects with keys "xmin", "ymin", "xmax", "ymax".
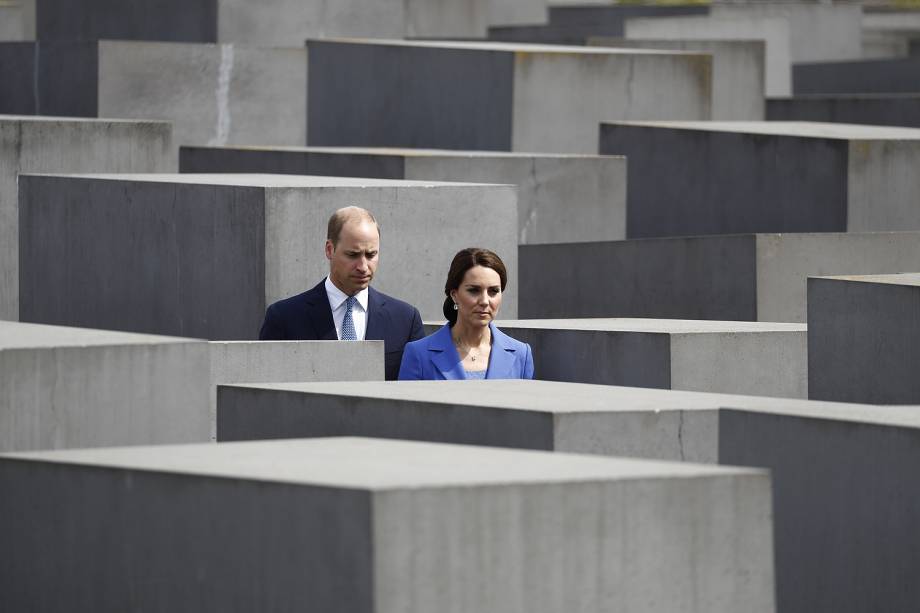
[
  {"xmin": 808, "ymin": 273, "xmax": 920, "ymax": 403},
  {"xmin": 36, "ymin": 0, "xmax": 217, "ymax": 42},
  {"xmin": 0, "ymin": 42, "xmax": 98, "ymax": 117},
  {"xmin": 794, "ymin": 57, "xmax": 920, "ymax": 94},
  {"xmin": 307, "ymin": 39, "xmax": 711, "ymax": 153},
  {"xmin": 519, "ymin": 232, "xmax": 920, "ymax": 322},
  {"xmin": 599, "ymin": 121, "xmax": 920, "ymax": 238},
  {"xmin": 767, "ymin": 94, "xmax": 920, "ymax": 128},
  {"xmin": 0, "ymin": 436, "xmax": 773, "ymax": 613}
]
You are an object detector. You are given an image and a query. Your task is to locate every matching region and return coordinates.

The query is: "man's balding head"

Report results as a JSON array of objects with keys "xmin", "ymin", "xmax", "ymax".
[{"xmin": 327, "ymin": 206, "xmax": 379, "ymax": 247}]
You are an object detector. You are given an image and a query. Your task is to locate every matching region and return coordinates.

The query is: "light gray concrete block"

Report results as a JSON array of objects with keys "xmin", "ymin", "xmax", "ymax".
[
  {"xmin": 19, "ymin": 173, "xmax": 518, "ymax": 336},
  {"xmin": 0, "ymin": 436, "xmax": 774, "ymax": 613},
  {"xmin": 179, "ymin": 146, "xmax": 627, "ymax": 244},
  {"xmin": 208, "ymin": 340, "xmax": 384, "ymax": 440},
  {"xmin": 307, "ymin": 39, "xmax": 712, "ymax": 154},
  {"xmin": 519, "ymin": 232, "xmax": 920, "ymax": 322},
  {"xmin": 710, "ymin": 3, "xmax": 862, "ymax": 63},
  {"xmin": 422, "ymin": 319, "xmax": 807, "ymax": 397},
  {"xmin": 808, "ymin": 273, "xmax": 920, "ymax": 404},
  {"xmin": 0, "ymin": 321, "xmax": 210, "ymax": 452},
  {"xmin": 600, "ymin": 121, "xmax": 920, "ymax": 238},
  {"xmin": 0, "ymin": 3, "xmax": 24, "ymax": 40},
  {"xmin": 0, "ymin": 116, "xmax": 175, "ymax": 321},
  {"xmin": 625, "ymin": 14, "xmax": 791, "ymax": 96},
  {"xmin": 589, "ymin": 38, "xmax": 765, "ymax": 120},
  {"xmin": 216, "ymin": 379, "xmax": 920, "ymax": 613}
]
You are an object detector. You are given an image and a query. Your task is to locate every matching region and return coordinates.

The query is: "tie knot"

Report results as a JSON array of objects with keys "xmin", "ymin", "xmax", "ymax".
[{"xmin": 345, "ymin": 295, "xmax": 357, "ymax": 309}]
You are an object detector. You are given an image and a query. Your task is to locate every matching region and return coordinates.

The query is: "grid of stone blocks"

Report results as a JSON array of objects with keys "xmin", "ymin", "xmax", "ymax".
[{"xmin": 2, "ymin": 3, "xmax": 920, "ymax": 613}]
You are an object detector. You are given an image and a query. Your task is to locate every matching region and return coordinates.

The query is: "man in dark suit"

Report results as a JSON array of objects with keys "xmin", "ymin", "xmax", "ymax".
[{"xmin": 259, "ymin": 206, "xmax": 424, "ymax": 380}]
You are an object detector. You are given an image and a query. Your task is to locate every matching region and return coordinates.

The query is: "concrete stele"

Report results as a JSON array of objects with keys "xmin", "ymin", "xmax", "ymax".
[{"xmin": 0, "ymin": 436, "xmax": 774, "ymax": 613}]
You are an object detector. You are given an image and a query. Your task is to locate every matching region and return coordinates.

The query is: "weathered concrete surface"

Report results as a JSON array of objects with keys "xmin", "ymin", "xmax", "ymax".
[
  {"xmin": 32, "ymin": 0, "xmax": 512, "ymax": 43},
  {"xmin": 180, "ymin": 146, "xmax": 626, "ymax": 244},
  {"xmin": 0, "ymin": 3, "xmax": 24, "ymax": 40},
  {"xmin": 861, "ymin": 9, "xmax": 920, "ymax": 58},
  {"xmin": 599, "ymin": 121, "xmax": 920, "ymax": 238},
  {"xmin": 307, "ymin": 39, "xmax": 711, "ymax": 154},
  {"xmin": 590, "ymin": 38, "xmax": 765, "ymax": 120},
  {"xmin": 624, "ymin": 15, "xmax": 791, "ymax": 96},
  {"xmin": 767, "ymin": 94, "xmax": 920, "ymax": 129},
  {"xmin": 0, "ymin": 321, "xmax": 209, "ymax": 452},
  {"xmin": 420, "ymin": 318, "xmax": 806, "ymax": 397},
  {"xmin": 0, "ymin": 436, "xmax": 773, "ymax": 613},
  {"xmin": 208, "ymin": 340, "xmax": 384, "ymax": 440},
  {"xmin": 0, "ymin": 41, "xmax": 306, "ymax": 146},
  {"xmin": 710, "ymin": 3, "xmax": 862, "ymax": 63},
  {"xmin": 519, "ymin": 232, "xmax": 920, "ymax": 322},
  {"xmin": 217, "ymin": 380, "xmax": 920, "ymax": 613},
  {"xmin": 19, "ymin": 173, "xmax": 517, "ymax": 335},
  {"xmin": 794, "ymin": 57, "xmax": 920, "ymax": 95},
  {"xmin": 809, "ymin": 273, "xmax": 920, "ymax": 404},
  {"xmin": 0, "ymin": 115, "xmax": 175, "ymax": 320}
]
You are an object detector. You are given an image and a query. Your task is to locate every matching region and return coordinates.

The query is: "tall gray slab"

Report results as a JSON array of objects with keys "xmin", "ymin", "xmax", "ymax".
[
  {"xmin": 422, "ymin": 318, "xmax": 806, "ymax": 397},
  {"xmin": 0, "ymin": 436, "xmax": 774, "ymax": 613},
  {"xmin": 0, "ymin": 3, "xmax": 24, "ymax": 40},
  {"xmin": 590, "ymin": 38, "xmax": 765, "ymax": 120},
  {"xmin": 767, "ymin": 94, "xmax": 920, "ymax": 129},
  {"xmin": 0, "ymin": 116, "xmax": 175, "ymax": 320},
  {"xmin": 0, "ymin": 41, "xmax": 306, "ymax": 146},
  {"xmin": 307, "ymin": 39, "xmax": 712, "ymax": 154},
  {"xmin": 208, "ymin": 340, "xmax": 384, "ymax": 440},
  {"xmin": 599, "ymin": 121, "xmax": 920, "ymax": 238},
  {"xmin": 180, "ymin": 146, "xmax": 626, "ymax": 244},
  {"xmin": 32, "ymin": 0, "xmax": 503, "ymax": 43},
  {"xmin": 808, "ymin": 273, "xmax": 920, "ymax": 404},
  {"xmin": 19, "ymin": 173, "xmax": 518, "ymax": 336},
  {"xmin": 519, "ymin": 232, "xmax": 920, "ymax": 322},
  {"xmin": 794, "ymin": 57, "xmax": 920, "ymax": 95},
  {"xmin": 218, "ymin": 380, "xmax": 915, "ymax": 613},
  {"xmin": 0, "ymin": 321, "xmax": 209, "ymax": 452},
  {"xmin": 624, "ymin": 15, "xmax": 791, "ymax": 96}
]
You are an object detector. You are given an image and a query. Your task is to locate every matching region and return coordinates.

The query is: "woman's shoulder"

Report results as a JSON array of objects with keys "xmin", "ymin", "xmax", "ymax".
[
  {"xmin": 407, "ymin": 323, "xmax": 451, "ymax": 349},
  {"xmin": 491, "ymin": 324, "xmax": 531, "ymax": 353}
]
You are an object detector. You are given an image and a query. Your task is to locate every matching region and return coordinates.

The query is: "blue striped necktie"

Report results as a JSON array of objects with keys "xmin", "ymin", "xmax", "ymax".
[{"xmin": 341, "ymin": 295, "xmax": 358, "ymax": 341}]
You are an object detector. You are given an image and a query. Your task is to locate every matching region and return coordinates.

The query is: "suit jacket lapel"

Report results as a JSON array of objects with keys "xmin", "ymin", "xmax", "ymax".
[
  {"xmin": 304, "ymin": 280, "xmax": 337, "ymax": 340},
  {"xmin": 429, "ymin": 325, "xmax": 465, "ymax": 380},
  {"xmin": 487, "ymin": 323, "xmax": 516, "ymax": 378},
  {"xmin": 365, "ymin": 287, "xmax": 384, "ymax": 341}
]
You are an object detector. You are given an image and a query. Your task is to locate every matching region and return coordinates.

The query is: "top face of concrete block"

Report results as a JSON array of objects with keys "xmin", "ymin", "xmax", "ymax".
[
  {"xmin": 22, "ymin": 173, "xmax": 509, "ymax": 189},
  {"xmin": 0, "ymin": 321, "xmax": 199, "ymax": 349},
  {"xmin": 189, "ymin": 145, "xmax": 622, "ymax": 160},
  {"xmin": 0, "ymin": 436, "xmax": 751, "ymax": 489},
  {"xmin": 814, "ymin": 272, "xmax": 920, "ymax": 286},
  {"xmin": 0, "ymin": 114, "xmax": 172, "ymax": 128},
  {"xmin": 603, "ymin": 120, "xmax": 920, "ymax": 140},
  {"xmin": 314, "ymin": 37, "xmax": 705, "ymax": 56},
  {"xmin": 490, "ymin": 318, "xmax": 806, "ymax": 334}
]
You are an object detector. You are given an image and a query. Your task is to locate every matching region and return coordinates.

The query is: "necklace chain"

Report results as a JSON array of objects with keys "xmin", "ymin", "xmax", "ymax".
[{"xmin": 453, "ymin": 336, "xmax": 484, "ymax": 361}]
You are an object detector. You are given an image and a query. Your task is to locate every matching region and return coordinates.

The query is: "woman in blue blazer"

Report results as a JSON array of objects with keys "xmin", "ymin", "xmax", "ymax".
[{"xmin": 398, "ymin": 248, "xmax": 534, "ymax": 380}]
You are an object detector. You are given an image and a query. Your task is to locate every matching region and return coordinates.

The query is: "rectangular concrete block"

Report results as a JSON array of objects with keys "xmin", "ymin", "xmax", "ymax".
[
  {"xmin": 19, "ymin": 173, "xmax": 518, "ymax": 335},
  {"xmin": 0, "ymin": 321, "xmax": 210, "ymax": 452},
  {"xmin": 808, "ymin": 273, "xmax": 920, "ymax": 404},
  {"xmin": 0, "ymin": 436, "xmax": 774, "ymax": 613},
  {"xmin": 0, "ymin": 3, "xmax": 24, "ymax": 40},
  {"xmin": 590, "ymin": 38, "xmax": 765, "ymax": 120},
  {"xmin": 600, "ymin": 121, "xmax": 920, "ymax": 238},
  {"xmin": 624, "ymin": 15, "xmax": 791, "ymax": 96},
  {"xmin": 307, "ymin": 39, "xmax": 712, "ymax": 154},
  {"xmin": 794, "ymin": 57, "xmax": 920, "ymax": 95},
  {"xmin": 0, "ymin": 115, "xmax": 175, "ymax": 320},
  {"xmin": 519, "ymin": 232, "xmax": 920, "ymax": 322},
  {"xmin": 0, "ymin": 41, "xmax": 306, "ymax": 146},
  {"xmin": 179, "ymin": 146, "xmax": 626, "ymax": 244},
  {"xmin": 767, "ymin": 94, "xmax": 920, "ymax": 129},
  {"xmin": 208, "ymin": 340, "xmax": 384, "ymax": 440},
  {"xmin": 32, "ymin": 0, "xmax": 503, "ymax": 43},
  {"xmin": 423, "ymin": 318, "xmax": 806, "ymax": 397},
  {"xmin": 217, "ymin": 380, "xmax": 920, "ymax": 613}
]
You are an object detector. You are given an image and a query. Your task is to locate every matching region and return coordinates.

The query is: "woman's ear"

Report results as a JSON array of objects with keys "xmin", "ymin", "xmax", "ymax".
[{"xmin": 449, "ymin": 289, "xmax": 458, "ymax": 304}]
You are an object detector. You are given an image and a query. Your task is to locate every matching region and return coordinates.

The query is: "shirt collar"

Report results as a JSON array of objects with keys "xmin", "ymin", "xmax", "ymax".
[{"xmin": 324, "ymin": 276, "xmax": 369, "ymax": 312}]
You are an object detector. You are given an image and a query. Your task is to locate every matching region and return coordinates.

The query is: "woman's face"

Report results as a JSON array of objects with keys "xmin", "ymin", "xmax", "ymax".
[{"xmin": 450, "ymin": 265, "xmax": 503, "ymax": 328}]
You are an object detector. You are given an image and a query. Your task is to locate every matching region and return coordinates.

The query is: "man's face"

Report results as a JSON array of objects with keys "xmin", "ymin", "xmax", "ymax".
[{"xmin": 325, "ymin": 219, "xmax": 379, "ymax": 296}]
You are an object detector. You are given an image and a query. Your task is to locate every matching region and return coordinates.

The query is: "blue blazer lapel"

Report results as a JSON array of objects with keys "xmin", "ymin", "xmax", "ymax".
[
  {"xmin": 487, "ymin": 323, "xmax": 517, "ymax": 378},
  {"xmin": 304, "ymin": 281, "xmax": 337, "ymax": 340},
  {"xmin": 428, "ymin": 325, "xmax": 466, "ymax": 380}
]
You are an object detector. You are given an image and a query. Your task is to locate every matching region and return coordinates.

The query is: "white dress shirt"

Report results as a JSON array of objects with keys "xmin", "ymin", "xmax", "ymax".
[{"xmin": 325, "ymin": 276, "xmax": 369, "ymax": 340}]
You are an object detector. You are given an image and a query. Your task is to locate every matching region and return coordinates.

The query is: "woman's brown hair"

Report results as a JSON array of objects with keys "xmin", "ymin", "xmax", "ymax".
[{"xmin": 442, "ymin": 248, "xmax": 508, "ymax": 325}]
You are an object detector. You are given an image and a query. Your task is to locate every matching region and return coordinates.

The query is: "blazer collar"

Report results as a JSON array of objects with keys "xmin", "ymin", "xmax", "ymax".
[
  {"xmin": 486, "ymin": 322, "xmax": 517, "ymax": 378},
  {"xmin": 428, "ymin": 324, "xmax": 466, "ymax": 380},
  {"xmin": 303, "ymin": 280, "xmax": 337, "ymax": 340},
  {"xmin": 365, "ymin": 286, "xmax": 384, "ymax": 340}
]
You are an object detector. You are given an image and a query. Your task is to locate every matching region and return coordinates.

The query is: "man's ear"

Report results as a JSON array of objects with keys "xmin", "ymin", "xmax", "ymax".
[{"xmin": 325, "ymin": 240, "xmax": 334, "ymax": 260}]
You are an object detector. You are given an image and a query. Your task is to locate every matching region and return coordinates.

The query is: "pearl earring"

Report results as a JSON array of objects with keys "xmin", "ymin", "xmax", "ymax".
[{"xmin": 453, "ymin": 303, "xmax": 459, "ymax": 310}]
